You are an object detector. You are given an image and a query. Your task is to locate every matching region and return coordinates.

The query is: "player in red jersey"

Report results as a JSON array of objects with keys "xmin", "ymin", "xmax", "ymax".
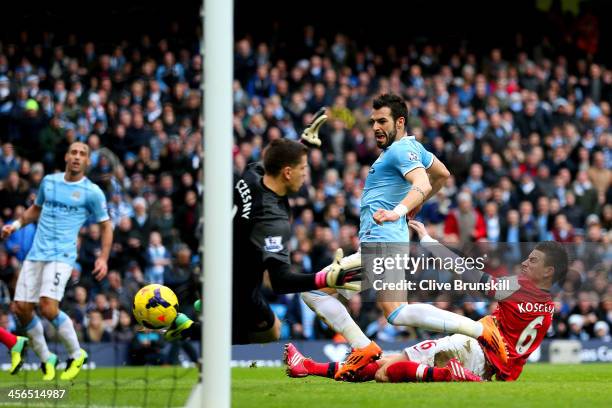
[{"xmin": 285, "ymin": 221, "xmax": 568, "ymax": 382}]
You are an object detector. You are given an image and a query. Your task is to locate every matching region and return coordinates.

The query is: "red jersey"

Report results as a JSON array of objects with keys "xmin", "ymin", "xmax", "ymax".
[{"xmin": 485, "ymin": 274, "xmax": 554, "ymax": 381}]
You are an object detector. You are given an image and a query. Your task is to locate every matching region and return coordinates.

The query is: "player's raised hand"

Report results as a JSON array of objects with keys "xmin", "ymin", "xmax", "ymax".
[
  {"xmin": 408, "ymin": 220, "xmax": 428, "ymax": 240},
  {"xmin": 0, "ymin": 224, "xmax": 16, "ymax": 240},
  {"xmin": 92, "ymin": 258, "xmax": 108, "ymax": 281},
  {"xmin": 373, "ymin": 209, "xmax": 400, "ymax": 225},
  {"xmin": 315, "ymin": 248, "xmax": 362, "ymax": 291},
  {"xmin": 300, "ymin": 107, "xmax": 328, "ymax": 147}
]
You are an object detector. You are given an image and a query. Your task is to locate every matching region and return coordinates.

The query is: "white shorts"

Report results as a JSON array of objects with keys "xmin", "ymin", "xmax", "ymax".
[
  {"xmin": 14, "ymin": 260, "xmax": 73, "ymax": 303},
  {"xmin": 404, "ymin": 334, "xmax": 492, "ymax": 380}
]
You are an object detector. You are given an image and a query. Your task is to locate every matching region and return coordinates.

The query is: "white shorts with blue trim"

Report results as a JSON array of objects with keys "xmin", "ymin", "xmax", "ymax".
[{"xmin": 15, "ymin": 260, "xmax": 72, "ymax": 302}]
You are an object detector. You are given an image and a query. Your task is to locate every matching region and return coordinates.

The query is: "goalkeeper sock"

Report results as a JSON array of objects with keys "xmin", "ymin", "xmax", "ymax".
[
  {"xmin": 386, "ymin": 361, "xmax": 451, "ymax": 382},
  {"xmin": 50, "ymin": 311, "xmax": 82, "ymax": 359},
  {"xmin": 301, "ymin": 291, "xmax": 371, "ymax": 349},
  {"xmin": 24, "ymin": 315, "xmax": 51, "ymax": 361},
  {"xmin": 387, "ymin": 304, "xmax": 483, "ymax": 338}
]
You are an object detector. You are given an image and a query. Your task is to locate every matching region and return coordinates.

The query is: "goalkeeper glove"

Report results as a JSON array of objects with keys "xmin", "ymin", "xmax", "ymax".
[
  {"xmin": 315, "ymin": 248, "xmax": 362, "ymax": 291},
  {"xmin": 300, "ymin": 107, "xmax": 328, "ymax": 147},
  {"xmin": 164, "ymin": 313, "xmax": 194, "ymax": 341}
]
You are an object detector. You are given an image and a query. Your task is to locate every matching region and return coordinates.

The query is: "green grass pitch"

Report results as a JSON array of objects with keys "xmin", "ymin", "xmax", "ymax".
[
  {"xmin": 232, "ymin": 364, "xmax": 612, "ymax": 408},
  {"xmin": 0, "ymin": 364, "xmax": 610, "ymax": 407},
  {"xmin": 0, "ymin": 367, "xmax": 198, "ymax": 407}
]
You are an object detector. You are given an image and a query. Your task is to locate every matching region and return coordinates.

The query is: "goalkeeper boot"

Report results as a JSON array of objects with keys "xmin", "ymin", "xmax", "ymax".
[
  {"xmin": 477, "ymin": 315, "xmax": 509, "ymax": 365},
  {"xmin": 165, "ymin": 313, "xmax": 194, "ymax": 341},
  {"xmin": 284, "ymin": 343, "xmax": 309, "ymax": 378},
  {"xmin": 445, "ymin": 358, "xmax": 482, "ymax": 382},
  {"xmin": 334, "ymin": 341, "xmax": 382, "ymax": 381},
  {"xmin": 194, "ymin": 299, "xmax": 202, "ymax": 313},
  {"xmin": 9, "ymin": 336, "xmax": 28, "ymax": 375},
  {"xmin": 60, "ymin": 349, "xmax": 88, "ymax": 381},
  {"xmin": 41, "ymin": 353, "xmax": 58, "ymax": 381}
]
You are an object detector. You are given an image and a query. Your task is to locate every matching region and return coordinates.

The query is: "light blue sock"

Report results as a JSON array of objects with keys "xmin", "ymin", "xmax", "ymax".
[
  {"xmin": 25, "ymin": 315, "xmax": 51, "ymax": 361},
  {"xmin": 51, "ymin": 311, "xmax": 82, "ymax": 359}
]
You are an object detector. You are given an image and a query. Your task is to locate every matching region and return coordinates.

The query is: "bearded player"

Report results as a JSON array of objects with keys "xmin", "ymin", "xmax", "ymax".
[
  {"xmin": 286, "ymin": 221, "xmax": 569, "ymax": 383},
  {"xmin": 299, "ymin": 94, "xmax": 507, "ymax": 380}
]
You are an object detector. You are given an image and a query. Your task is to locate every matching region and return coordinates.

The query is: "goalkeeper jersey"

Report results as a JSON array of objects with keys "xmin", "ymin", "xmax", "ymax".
[{"xmin": 233, "ymin": 162, "xmax": 291, "ymax": 295}]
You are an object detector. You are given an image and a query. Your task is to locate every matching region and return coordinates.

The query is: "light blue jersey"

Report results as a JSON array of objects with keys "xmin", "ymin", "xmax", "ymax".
[
  {"xmin": 360, "ymin": 136, "xmax": 434, "ymax": 242},
  {"xmin": 27, "ymin": 173, "xmax": 109, "ymax": 265}
]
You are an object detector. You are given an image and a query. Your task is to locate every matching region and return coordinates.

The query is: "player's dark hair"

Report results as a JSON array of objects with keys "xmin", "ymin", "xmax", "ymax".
[
  {"xmin": 534, "ymin": 241, "xmax": 569, "ymax": 285},
  {"xmin": 372, "ymin": 93, "xmax": 408, "ymax": 125},
  {"xmin": 263, "ymin": 139, "xmax": 308, "ymax": 176}
]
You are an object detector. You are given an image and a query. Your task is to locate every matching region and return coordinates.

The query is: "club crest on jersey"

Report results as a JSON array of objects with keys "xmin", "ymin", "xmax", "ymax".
[
  {"xmin": 71, "ymin": 191, "xmax": 81, "ymax": 200},
  {"xmin": 407, "ymin": 152, "xmax": 418, "ymax": 161},
  {"xmin": 264, "ymin": 236, "xmax": 283, "ymax": 253}
]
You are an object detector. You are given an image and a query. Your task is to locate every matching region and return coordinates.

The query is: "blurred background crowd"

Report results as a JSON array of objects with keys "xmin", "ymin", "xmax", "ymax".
[{"xmin": 0, "ymin": 0, "xmax": 610, "ymax": 364}]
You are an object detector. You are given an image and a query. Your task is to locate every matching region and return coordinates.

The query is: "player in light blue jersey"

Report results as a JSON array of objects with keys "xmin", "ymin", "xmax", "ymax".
[
  {"xmin": 300, "ymin": 95, "xmax": 506, "ymax": 380},
  {"xmin": 359, "ymin": 123, "xmax": 435, "ymax": 243},
  {"xmin": 1, "ymin": 142, "xmax": 113, "ymax": 381}
]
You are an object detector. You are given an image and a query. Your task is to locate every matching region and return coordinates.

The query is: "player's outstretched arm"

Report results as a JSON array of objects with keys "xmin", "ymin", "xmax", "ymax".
[
  {"xmin": 92, "ymin": 220, "xmax": 113, "ymax": 281},
  {"xmin": 408, "ymin": 220, "xmax": 518, "ymax": 299},
  {"xmin": 300, "ymin": 108, "xmax": 328, "ymax": 148},
  {"xmin": 409, "ymin": 219, "xmax": 486, "ymax": 281},
  {"xmin": 266, "ymin": 248, "xmax": 362, "ymax": 294},
  {"xmin": 0, "ymin": 204, "xmax": 41, "ymax": 239}
]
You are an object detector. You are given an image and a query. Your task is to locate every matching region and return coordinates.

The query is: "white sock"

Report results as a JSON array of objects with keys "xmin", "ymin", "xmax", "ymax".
[
  {"xmin": 51, "ymin": 311, "xmax": 82, "ymax": 359},
  {"xmin": 387, "ymin": 303, "xmax": 483, "ymax": 338},
  {"xmin": 301, "ymin": 291, "xmax": 371, "ymax": 349},
  {"xmin": 25, "ymin": 315, "xmax": 51, "ymax": 361}
]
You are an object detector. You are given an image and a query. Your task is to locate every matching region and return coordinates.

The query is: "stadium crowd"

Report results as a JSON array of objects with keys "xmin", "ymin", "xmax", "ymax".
[{"xmin": 0, "ymin": 6, "xmax": 610, "ymax": 362}]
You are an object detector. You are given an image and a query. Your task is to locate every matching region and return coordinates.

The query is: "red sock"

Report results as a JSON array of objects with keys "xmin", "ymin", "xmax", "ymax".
[
  {"xmin": 351, "ymin": 362, "xmax": 380, "ymax": 382},
  {"xmin": 0, "ymin": 327, "xmax": 17, "ymax": 349},
  {"xmin": 304, "ymin": 360, "xmax": 338, "ymax": 378},
  {"xmin": 386, "ymin": 361, "xmax": 451, "ymax": 382}
]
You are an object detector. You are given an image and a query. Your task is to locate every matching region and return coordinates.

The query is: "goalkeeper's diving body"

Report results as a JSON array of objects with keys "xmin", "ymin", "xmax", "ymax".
[
  {"xmin": 298, "ymin": 94, "xmax": 508, "ymax": 380},
  {"xmin": 166, "ymin": 110, "xmax": 362, "ymax": 344}
]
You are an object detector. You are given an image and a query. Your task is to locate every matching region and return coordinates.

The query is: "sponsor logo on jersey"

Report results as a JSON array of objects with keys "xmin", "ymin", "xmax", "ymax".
[
  {"xmin": 45, "ymin": 200, "xmax": 80, "ymax": 213},
  {"xmin": 71, "ymin": 191, "xmax": 81, "ymax": 200},
  {"xmin": 263, "ymin": 236, "xmax": 283, "ymax": 253}
]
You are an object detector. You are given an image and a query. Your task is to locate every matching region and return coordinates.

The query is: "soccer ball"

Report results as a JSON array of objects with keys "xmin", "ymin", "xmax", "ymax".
[{"xmin": 133, "ymin": 284, "xmax": 179, "ymax": 329}]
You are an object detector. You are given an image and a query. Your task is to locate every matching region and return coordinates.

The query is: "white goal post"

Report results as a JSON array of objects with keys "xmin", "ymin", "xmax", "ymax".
[{"xmin": 188, "ymin": 0, "xmax": 234, "ymax": 407}]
